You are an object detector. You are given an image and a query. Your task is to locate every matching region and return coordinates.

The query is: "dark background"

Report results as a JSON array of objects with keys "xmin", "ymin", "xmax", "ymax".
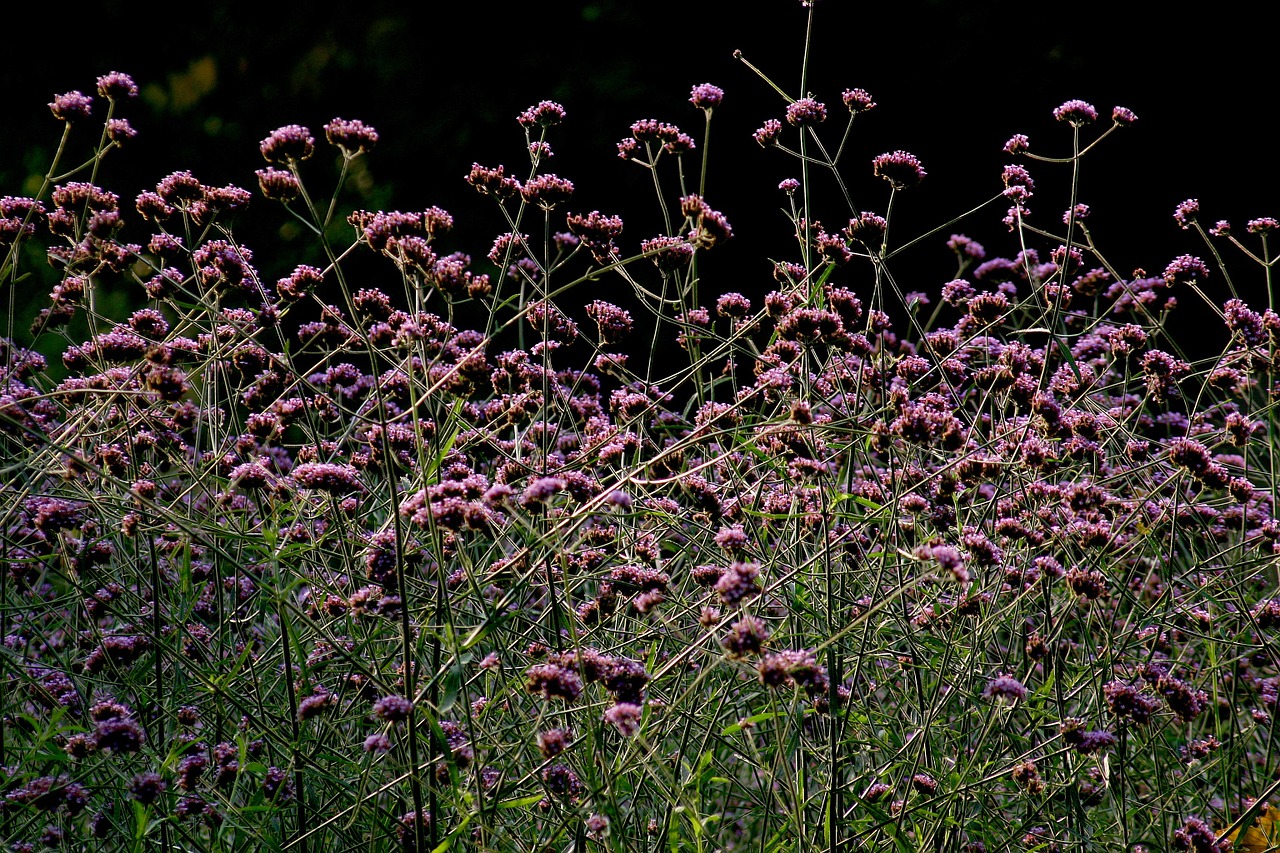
[{"xmin": 3, "ymin": 0, "xmax": 1275, "ymax": 350}]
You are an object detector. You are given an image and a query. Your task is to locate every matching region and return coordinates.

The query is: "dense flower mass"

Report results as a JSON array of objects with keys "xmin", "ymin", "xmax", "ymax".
[{"xmin": 3, "ymin": 19, "xmax": 1277, "ymax": 853}]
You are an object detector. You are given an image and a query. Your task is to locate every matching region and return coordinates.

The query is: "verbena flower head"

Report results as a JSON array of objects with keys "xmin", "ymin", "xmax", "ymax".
[
  {"xmin": 519, "ymin": 174, "xmax": 574, "ymax": 210},
  {"xmin": 324, "ymin": 118, "xmax": 378, "ymax": 155},
  {"xmin": 372, "ymin": 694, "xmax": 413, "ymax": 723},
  {"xmin": 1003, "ymin": 133, "xmax": 1029, "ymax": 154},
  {"xmin": 689, "ymin": 82, "xmax": 724, "ymax": 110},
  {"xmin": 873, "ymin": 150, "xmax": 926, "ymax": 189},
  {"xmin": 982, "ymin": 672, "xmax": 1028, "ymax": 703},
  {"xmin": 1001, "ymin": 164, "xmax": 1034, "ymax": 200},
  {"xmin": 466, "ymin": 163, "xmax": 519, "ymax": 198},
  {"xmin": 517, "ymin": 100, "xmax": 566, "ymax": 129},
  {"xmin": 753, "ymin": 118, "xmax": 783, "ymax": 146},
  {"xmin": 1052, "ymin": 99, "xmax": 1098, "ymax": 125},
  {"xmin": 1173, "ymin": 198, "xmax": 1199, "ymax": 229},
  {"xmin": 259, "ymin": 124, "xmax": 315, "ymax": 163},
  {"xmin": 842, "ymin": 87, "xmax": 875, "ymax": 113},
  {"xmin": 603, "ymin": 702, "xmax": 643, "ymax": 736},
  {"xmin": 256, "ymin": 167, "xmax": 300, "ymax": 202},
  {"xmin": 785, "ymin": 97, "xmax": 827, "ymax": 127},
  {"xmin": 1163, "ymin": 254, "xmax": 1210, "ymax": 287},
  {"xmin": 96, "ymin": 71, "xmax": 138, "ymax": 100},
  {"xmin": 106, "ymin": 118, "xmax": 136, "ymax": 144},
  {"xmin": 49, "ymin": 91, "xmax": 93, "ymax": 123},
  {"xmin": 1111, "ymin": 105, "xmax": 1138, "ymax": 125}
]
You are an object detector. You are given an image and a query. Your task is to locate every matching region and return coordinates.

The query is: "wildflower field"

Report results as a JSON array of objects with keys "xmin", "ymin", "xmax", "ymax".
[{"xmin": 4, "ymin": 5, "xmax": 1280, "ymax": 852}]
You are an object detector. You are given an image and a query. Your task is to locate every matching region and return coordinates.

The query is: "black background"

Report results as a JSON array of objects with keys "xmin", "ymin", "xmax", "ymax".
[{"xmin": 3, "ymin": 0, "xmax": 1275, "ymax": 353}]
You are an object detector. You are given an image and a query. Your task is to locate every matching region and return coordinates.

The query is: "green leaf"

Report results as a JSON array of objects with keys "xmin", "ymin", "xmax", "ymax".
[{"xmin": 497, "ymin": 794, "xmax": 545, "ymax": 810}]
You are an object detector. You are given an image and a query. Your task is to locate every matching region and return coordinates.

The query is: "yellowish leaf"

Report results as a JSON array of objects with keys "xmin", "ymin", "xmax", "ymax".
[{"xmin": 1228, "ymin": 804, "xmax": 1280, "ymax": 852}]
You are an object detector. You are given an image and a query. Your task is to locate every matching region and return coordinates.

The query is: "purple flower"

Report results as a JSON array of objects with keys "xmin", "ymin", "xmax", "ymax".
[
  {"xmin": 372, "ymin": 694, "xmax": 413, "ymax": 723},
  {"xmin": 603, "ymin": 702, "xmax": 643, "ymax": 737},
  {"xmin": 1248, "ymin": 217, "xmax": 1280, "ymax": 234},
  {"xmin": 566, "ymin": 210, "xmax": 624, "ymax": 259},
  {"xmin": 525, "ymin": 663, "xmax": 583, "ymax": 702},
  {"xmin": 262, "ymin": 767, "xmax": 293, "ymax": 802},
  {"xmin": 466, "ymin": 163, "xmax": 520, "ymax": 198},
  {"xmin": 49, "ymin": 90, "xmax": 93, "ymax": 122},
  {"xmin": 256, "ymin": 167, "xmax": 300, "ymax": 202},
  {"xmin": 537, "ymin": 728, "xmax": 574, "ymax": 758},
  {"xmin": 641, "ymin": 235, "xmax": 695, "ymax": 271},
  {"xmin": 1111, "ymin": 105, "xmax": 1138, "ymax": 125},
  {"xmin": 106, "ymin": 118, "xmax": 137, "ymax": 144},
  {"xmin": 542, "ymin": 763, "xmax": 584, "ymax": 798},
  {"xmin": 324, "ymin": 118, "xmax": 378, "ymax": 155},
  {"xmin": 1001, "ymin": 164, "xmax": 1034, "ymax": 199},
  {"xmin": 96, "ymin": 71, "xmax": 138, "ymax": 100},
  {"xmin": 586, "ymin": 813, "xmax": 611, "ymax": 840},
  {"xmin": 1052, "ymin": 99, "xmax": 1098, "ymax": 125},
  {"xmin": 259, "ymin": 124, "xmax": 315, "ymax": 163},
  {"xmin": 785, "ymin": 97, "xmax": 827, "ymax": 126},
  {"xmin": 1074, "ymin": 729, "xmax": 1117, "ymax": 755},
  {"xmin": 1171, "ymin": 817, "xmax": 1219, "ymax": 853},
  {"xmin": 715, "ymin": 292, "xmax": 752, "ymax": 320},
  {"xmin": 872, "ymin": 150, "xmax": 926, "ymax": 189},
  {"xmin": 586, "ymin": 300, "xmax": 633, "ymax": 344},
  {"xmin": 1103, "ymin": 680, "xmax": 1160, "ymax": 725},
  {"xmin": 753, "ymin": 118, "xmax": 783, "ymax": 146},
  {"xmin": 1003, "ymin": 133, "xmax": 1029, "ymax": 154},
  {"xmin": 714, "ymin": 561, "xmax": 762, "ymax": 606},
  {"xmin": 94, "ymin": 716, "xmax": 145, "ymax": 753},
  {"xmin": 277, "ymin": 264, "xmax": 325, "ymax": 301},
  {"xmin": 519, "ymin": 174, "xmax": 574, "ymax": 210},
  {"xmin": 517, "ymin": 100, "xmax": 566, "ymax": 128},
  {"xmin": 1063, "ymin": 203, "xmax": 1090, "ymax": 224},
  {"xmin": 1173, "ymin": 198, "xmax": 1199, "ymax": 229},
  {"xmin": 1162, "ymin": 254, "xmax": 1210, "ymax": 287},
  {"xmin": 721, "ymin": 614, "xmax": 769, "ymax": 657},
  {"xmin": 689, "ymin": 82, "xmax": 724, "ymax": 110},
  {"xmin": 363, "ymin": 733, "xmax": 392, "ymax": 753},
  {"xmin": 290, "ymin": 462, "xmax": 363, "ymax": 494},
  {"xmin": 681, "ymin": 194, "xmax": 733, "ymax": 247},
  {"xmin": 911, "ymin": 773, "xmax": 938, "ymax": 795},
  {"xmin": 616, "ymin": 137, "xmax": 640, "ymax": 159},
  {"xmin": 664, "ymin": 131, "xmax": 696, "ymax": 153},
  {"xmin": 982, "ymin": 672, "xmax": 1028, "ymax": 703},
  {"xmin": 842, "ymin": 88, "xmax": 876, "ymax": 113},
  {"xmin": 862, "ymin": 782, "xmax": 891, "ymax": 802}
]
